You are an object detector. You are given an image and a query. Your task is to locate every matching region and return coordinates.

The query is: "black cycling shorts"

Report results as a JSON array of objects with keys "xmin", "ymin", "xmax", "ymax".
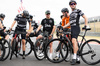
[
  {"xmin": 0, "ymin": 31, "xmax": 7, "ymax": 38},
  {"xmin": 71, "ymin": 26, "xmax": 80, "ymax": 39},
  {"xmin": 13, "ymin": 27, "xmax": 26, "ymax": 39}
]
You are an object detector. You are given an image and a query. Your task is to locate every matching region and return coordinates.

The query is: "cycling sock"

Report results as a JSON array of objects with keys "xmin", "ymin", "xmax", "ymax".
[
  {"xmin": 49, "ymin": 53, "xmax": 52, "ymax": 57},
  {"xmin": 77, "ymin": 55, "xmax": 80, "ymax": 61},
  {"xmin": 56, "ymin": 52, "xmax": 59, "ymax": 57},
  {"xmin": 73, "ymin": 53, "xmax": 77, "ymax": 59},
  {"xmin": 23, "ymin": 51, "xmax": 25, "ymax": 56}
]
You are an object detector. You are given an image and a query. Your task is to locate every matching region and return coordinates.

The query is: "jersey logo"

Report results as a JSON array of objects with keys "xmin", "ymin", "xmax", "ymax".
[{"xmin": 45, "ymin": 24, "xmax": 51, "ymax": 27}]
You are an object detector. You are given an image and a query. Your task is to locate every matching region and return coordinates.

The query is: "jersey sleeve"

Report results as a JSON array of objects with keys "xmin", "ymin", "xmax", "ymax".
[
  {"xmin": 27, "ymin": 19, "xmax": 30, "ymax": 23},
  {"xmin": 79, "ymin": 10, "xmax": 84, "ymax": 16},
  {"xmin": 14, "ymin": 15, "xmax": 19, "ymax": 21},
  {"xmin": 41, "ymin": 19, "xmax": 44, "ymax": 26},
  {"xmin": 31, "ymin": 21, "xmax": 35, "ymax": 27},
  {"xmin": 52, "ymin": 19, "xmax": 54, "ymax": 26}
]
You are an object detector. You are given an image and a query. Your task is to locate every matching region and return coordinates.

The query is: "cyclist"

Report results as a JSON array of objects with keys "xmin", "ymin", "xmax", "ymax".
[
  {"xmin": 0, "ymin": 13, "xmax": 9, "ymax": 56},
  {"xmin": 63, "ymin": 0, "xmax": 88, "ymax": 65},
  {"xmin": 26, "ymin": 15, "xmax": 41, "ymax": 37},
  {"xmin": 9, "ymin": 10, "xmax": 31, "ymax": 59},
  {"xmin": 35, "ymin": 10, "xmax": 55, "ymax": 59},
  {"xmin": 53, "ymin": 8, "xmax": 71, "ymax": 60}
]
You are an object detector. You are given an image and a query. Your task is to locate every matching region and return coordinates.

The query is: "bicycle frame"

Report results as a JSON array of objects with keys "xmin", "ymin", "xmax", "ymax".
[{"xmin": 60, "ymin": 29, "xmax": 91, "ymax": 56}]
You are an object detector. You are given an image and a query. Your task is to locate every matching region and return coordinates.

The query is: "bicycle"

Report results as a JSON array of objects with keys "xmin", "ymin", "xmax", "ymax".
[
  {"xmin": 34, "ymin": 31, "xmax": 51, "ymax": 60},
  {"xmin": 45, "ymin": 26, "xmax": 100, "ymax": 65},
  {"xmin": 9, "ymin": 31, "xmax": 32, "ymax": 60}
]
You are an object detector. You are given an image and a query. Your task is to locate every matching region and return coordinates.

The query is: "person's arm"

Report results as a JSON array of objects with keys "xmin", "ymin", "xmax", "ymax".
[
  {"xmin": 28, "ymin": 26, "xmax": 34, "ymax": 33},
  {"xmin": 50, "ymin": 25, "xmax": 56, "ymax": 35},
  {"xmin": 29, "ymin": 22, "xmax": 31, "ymax": 30},
  {"xmin": 63, "ymin": 22, "xmax": 70, "ymax": 29},
  {"xmin": 82, "ymin": 15, "xmax": 88, "ymax": 26},
  {"xmin": 36, "ymin": 25, "xmax": 42, "ymax": 33},
  {"xmin": 10, "ymin": 20, "xmax": 16, "ymax": 29},
  {"xmin": 0, "ymin": 21, "xmax": 4, "ymax": 29}
]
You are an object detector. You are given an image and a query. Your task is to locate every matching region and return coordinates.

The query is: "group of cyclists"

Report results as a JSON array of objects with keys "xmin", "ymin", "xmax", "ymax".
[{"xmin": 0, "ymin": 0, "xmax": 88, "ymax": 65}]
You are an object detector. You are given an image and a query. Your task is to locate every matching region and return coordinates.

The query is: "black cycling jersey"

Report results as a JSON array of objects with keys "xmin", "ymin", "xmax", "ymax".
[
  {"xmin": 31, "ymin": 20, "xmax": 38, "ymax": 30},
  {"xmin": 69, "ymin": 9, "xmax": 84, "ymax": 26},
  {"xmin": 14, "ymin": 14, "xmax": 30, "ymax": 29},
  {"xmin": 41, "ymin": 18, "xmax": 54, "ymax": 34}
]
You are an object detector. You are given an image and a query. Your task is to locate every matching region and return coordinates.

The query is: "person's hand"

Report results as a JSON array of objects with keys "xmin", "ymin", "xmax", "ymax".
[
  {"xmin": 27, "ymin": 30, "xmax": 31, "ymax": 34},
  {"xmin": 63, "ymin": 26, "xmax": 66, "ymax": 29},
  {"xmin": 4, "ymin": 29, "xmax": 6, "ymax": 32},
  {"xmin": 49, "ymin": 34, "xmax": 53, "ymax": 37},
  {"xmin": 9, "ymin": 28, "xmax": 12, "ymax": 32}
]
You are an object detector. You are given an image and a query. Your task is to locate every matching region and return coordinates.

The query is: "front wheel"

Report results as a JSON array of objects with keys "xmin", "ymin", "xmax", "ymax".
[
  {"xmin": 45, "ymin": 39, "xmax": 68, "ymax": 63},
  {"xmin": 1, "ymin": 39, "xmax": 10, "ymax": 61},
  {"xmin": 80, "ymin": 39, "xmax": 100, "ymax": 65}
]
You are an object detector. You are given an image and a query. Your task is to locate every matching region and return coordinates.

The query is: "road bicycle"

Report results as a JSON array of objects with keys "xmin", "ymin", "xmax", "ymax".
[
  {"xmin": 45, "ymin": 26, "xmax": 100, "ymax": 65},
  {"xmin": 9, "ymin": 31, "xmax": 32, "ymax": 60}
]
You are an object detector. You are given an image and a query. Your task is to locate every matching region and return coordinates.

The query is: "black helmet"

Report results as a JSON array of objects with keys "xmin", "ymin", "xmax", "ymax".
[
  {"xmin": 61, "ymin": 8, "xmax": 69, "ymax": 13},
  {"xmin": 23, "ymin": 10, "xmax": 29, "ymax": 17},
  {"xmin": 69, "ymin": 0, "xmax": 77, "ymax": 5},
  {"xmin": 0, "ymin": 13, "xmax": 5, "ymax": 18},
  {"xmin": 45, "ymin": 10, "xmax": 50, "ymax": 14},
  {"xmin": 29, "ymin": 15, "xmax": 33, "ymax": 19}
]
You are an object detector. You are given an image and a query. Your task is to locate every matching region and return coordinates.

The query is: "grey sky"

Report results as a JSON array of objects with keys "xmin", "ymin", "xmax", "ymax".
[{"xmin": 0, "ymin": 0, "xmax": 100, "ymax": 28}]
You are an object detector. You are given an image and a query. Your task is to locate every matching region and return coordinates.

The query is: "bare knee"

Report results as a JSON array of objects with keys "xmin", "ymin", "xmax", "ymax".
[{"xmin": 72, "ymin": 38, "xmax": 77, "ymax": 44}]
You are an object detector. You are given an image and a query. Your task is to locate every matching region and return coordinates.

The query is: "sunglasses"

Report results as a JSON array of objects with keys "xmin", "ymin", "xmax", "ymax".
[
  {"xmin": 46, "ymin": 13, "xmax": 50, "ymax": 15},
  {"xmin": 70, "ymin": 3, "xmax": 76, "ymax": 5}
]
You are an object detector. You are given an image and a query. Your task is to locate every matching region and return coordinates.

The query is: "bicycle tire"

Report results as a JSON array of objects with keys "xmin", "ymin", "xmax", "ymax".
[
  {"xmin": 80, "ymin": 39, "xmax": 100, "ymax": 65},
  {"xmin": 2, "ymin": 39, "xmax": 10, "ymax": 61},
  {"xmin": 18, "ymin": 39, "xmax": 33, "ymax": 56},
  {"xmin": 45, "ymin": 39, "xmax": 68, "ymax": 63},
  {"xmin": 10, "ymin": 39, "xmax": 16, "ymax": 60},
  {"xmin": 0, "ymin": 43, "xmax": 5, "ymax": 61},
  {"xmin": 34, "ymin": 38, "xmax": 45, "ymax": 60}
]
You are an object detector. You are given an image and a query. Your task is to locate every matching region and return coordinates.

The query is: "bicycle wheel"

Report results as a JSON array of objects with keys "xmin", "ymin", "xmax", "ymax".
[
  {"xmin": 18, "ymin": 39, "xmax": 33, "ymax": 56},
  {"xmin": 34, "ymin": 38, "xmax": 45, "ymax": 60},
  {"xmin": 80, "ymin": 39, "xmax": 100, "ymax": 65},
  {"xmin": 10, "ymin": 39, "xmax": 16, "ymax": 60},
  {"xmin": 65, "ymin": 43, "xmax": 73, "ymax": 62},
  {"xmin": 0, "ymin": 42, "xmax": 5, "ymax": 61},
  {"xmin": 45, "ymin": 39, "xmax": 68, "ymax": 63},
  {"xmin": 1, "ymin": 39, "xmax": 10, "ymax": 61}
]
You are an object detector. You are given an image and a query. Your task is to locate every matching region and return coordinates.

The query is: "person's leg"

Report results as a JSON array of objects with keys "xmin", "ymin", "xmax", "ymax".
[
  {"xmin": 22, "ymin": 39, "xmax": 26, "ymax": 54},
  {"xmin": 11, "ymin": 32, "xmax": 16, "ymax": 47},
  {"xmin": 36, "ymin": 34, "xmax": 44, "ymax": 56},
  {"xmin": 21, "ymin": 33, "xmax": 26, "ymax": 59},
  {"xmin": 5, "ymin": 35, "xmax": 9, "ymax": 40},
  {"xmin": 71, "ymin": 26, "xmax": 80, "ymax": 65},
  {"xmin": 49, "ymin": 36, "xmax": 53, "ymax": 59},
  {"xmin": 72, "ymin": 38, "xmax": 78, "ymax": 59}
]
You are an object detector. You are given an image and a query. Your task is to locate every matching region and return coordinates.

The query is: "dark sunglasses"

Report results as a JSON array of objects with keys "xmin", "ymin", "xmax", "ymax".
[
  {"xmin": 46, "ymin": 13, "xmax": 50, "ymax": 15},
  {"xmin": 70, "ymin": 3, "xmax": 76, "ymax": 5}
]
